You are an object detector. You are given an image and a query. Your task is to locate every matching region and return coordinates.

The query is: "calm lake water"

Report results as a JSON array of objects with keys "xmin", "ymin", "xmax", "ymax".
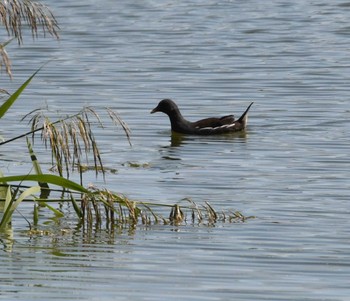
[{"xmin": 1, "ymin": 0, "xmax": 350, "ymax": 300}]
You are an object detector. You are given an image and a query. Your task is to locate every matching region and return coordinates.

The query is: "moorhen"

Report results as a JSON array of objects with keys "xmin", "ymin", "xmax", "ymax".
[{"xmin": 151, "ymin": 99, "xmax": 253, "ymax": 135}]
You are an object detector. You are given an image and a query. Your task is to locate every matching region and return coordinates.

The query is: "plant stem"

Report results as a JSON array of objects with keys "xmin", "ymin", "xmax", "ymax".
[{"xmin": 0, "ymin": 113, "xmax": 81, "ymax": 146}]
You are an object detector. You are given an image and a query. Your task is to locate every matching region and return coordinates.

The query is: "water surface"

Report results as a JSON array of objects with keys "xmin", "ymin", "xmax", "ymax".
[{"xmin": 1, "ymin": 0, "xmax": 350, "ymax": 300}]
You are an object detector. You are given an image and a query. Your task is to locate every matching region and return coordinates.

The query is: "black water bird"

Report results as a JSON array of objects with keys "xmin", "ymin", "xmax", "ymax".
[{"xmin": 151, "ymin": 99, "xmax": 253, "ymax": 135}]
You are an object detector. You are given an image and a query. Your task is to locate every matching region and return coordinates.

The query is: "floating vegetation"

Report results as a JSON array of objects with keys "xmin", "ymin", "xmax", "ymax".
[
  {"xmin": 74, "ymin": 164, "xmax": 118, "ymax": 174},
  {"xmin": 0, "ymin": 39, "xmax": 13, "ymax": 78},
  {"xmin": 123, "ymin": 161, "xmax": 150, "ymax": 168}
]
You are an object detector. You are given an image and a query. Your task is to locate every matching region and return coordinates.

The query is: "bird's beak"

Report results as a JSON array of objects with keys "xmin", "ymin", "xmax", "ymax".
[{"xmin": 150, "ymin": 106, "xmax": 158, "ymax": 114}]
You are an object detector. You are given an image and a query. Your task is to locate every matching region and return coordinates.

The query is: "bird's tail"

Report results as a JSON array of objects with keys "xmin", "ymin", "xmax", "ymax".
[{"xmin": 237, "ymin": 102, "xmax": 254, "ymax": 129}]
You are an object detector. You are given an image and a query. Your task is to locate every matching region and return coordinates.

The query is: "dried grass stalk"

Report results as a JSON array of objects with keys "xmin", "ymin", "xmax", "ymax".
[
  {"xmin": 0, "ymin": 1, "xmax": 59, "ymax": 77},
  {"xmin": 0, "ymin": 0, "xmax": 59, "ymax": 44},
  {"xmin": 0, "ymin": 41, "xmax": 12, "ymax": 78},
  {"xmin": 25, "ymin": 108, "xmax": 105, "ymax": 179},
  {"xmin": 169, "ymin": 204, "xmax": 184, "ymax": 224},
  {"xmin": 107, "ymin": 107, "xmax": 132, "ymax": 146},
  {"xmin": 0, "ymin": 88, "xmax": 10, "ymax": 98}
]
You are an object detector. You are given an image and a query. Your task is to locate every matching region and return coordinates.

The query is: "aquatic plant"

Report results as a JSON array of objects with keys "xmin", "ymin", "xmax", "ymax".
[
  {"xmin": 0, "ymin": 39, "xmax": 13, "ymax": 78},
  {"xmin": 0, "ymin": 0, "xmax": 59, "ymax": 78},
  {"xmin": 21, "ymin": 106, "xmax": 131, "ymax": 180},
  {"xmin": 0, "ymin": 173, "xmax": 253, "ymax": 231},
  {"xmin": 0, "ymin": 64, "xmax": 253, "ymax": 230},
  {"xmin": 0, "ymin": 66, "xmax": 253, "ymax": 231},
  {"xmin": 0, "ymin": 1, "xmax": 253, "ymax": 233}
]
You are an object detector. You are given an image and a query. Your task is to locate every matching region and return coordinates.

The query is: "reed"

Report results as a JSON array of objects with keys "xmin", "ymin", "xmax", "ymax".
[
  {"xmin": 0, "ymin": 39, "xmax": 13, "ymax": 78},
  {"xmin": 0, "ymin": 0, "xmax": 59, "ymax": 78},
  {"xmin": 0, "ymin": 0, "xmax": 59, "ymax": 44},
  {"xmin": 21, "ymin": 106, "xmax": 131, "ymax": 181},
  {"xmin": 0, "ymin": 1, "xmax": 254, "ymax": 233},
  {"xmin": 0, "ymin": 175, "xmax": 254, "ymax": 231},
  {"xmin": 0, "ymin": 68, "xmax": 252, "ymax": 232}
]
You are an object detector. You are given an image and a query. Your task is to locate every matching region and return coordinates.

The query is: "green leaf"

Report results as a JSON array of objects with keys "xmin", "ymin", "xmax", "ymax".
[
  {"xmin": 26, "ymin": 138, "xmax": 50, "ymax": 196},
  {"xmin": 70, "ymin": 195, "xmax": 83, "ymax": 218},
  {"xmin": 27, "ymin": 138, "xmax": 44, "ymax": 175},
  {"xmin": 0, "ymin": 65, "xmax": 45, "ymax": 119},
  {"xmin": 43, "ymin": 203, "xmax": 64, "ymax": 218},
  {"xmin": 33, "ymin": 204, "xmax": 39, "ymax": 225},
  {"xmin": 3, "ymin": 186, "xmax": 12, "ymax": 213},
  {"xmin": 0, "ymin": 174, "xmax": 88, "ymax": 193},
  {"xmin": 12, "ymin": 186, "xmax": 41, "ymax": 211},
  {"xmin": 0, "ymin": 170, "xmax": 7, "ymax": 199},
  {"xmin": 0, "ymin": 186, "xmax": 40, "ymax": 230}
]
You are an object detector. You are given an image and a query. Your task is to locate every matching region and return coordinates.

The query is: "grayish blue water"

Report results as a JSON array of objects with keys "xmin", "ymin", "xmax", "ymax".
[{"xmin": 1, "ymin": 0, "xmax": 350, "ymax": 300}]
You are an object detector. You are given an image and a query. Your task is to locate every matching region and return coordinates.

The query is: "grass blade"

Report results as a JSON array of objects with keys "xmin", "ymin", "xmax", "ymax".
[
  {"xmin": 0, "ymin": 186, "xmax": 40, "ymax": 230},
  {"xmin": 0, "ymin": 170, "xmax": 8, "ymax": 199},
  {"xmin": 43, "ymin": 203, "xmax": 64, "ymax": 218},
  {"xmin": 71, "ymin": 195, "xmax": 83, "ymax": 218},
  {"xmin": 0, "ymin": 174, "xmax": 88, "ymax": 194},
  {"xmin": 0, "ymin": 65, "xmax": 45, "ymax": 119},
  {"xmin": 3, "ymin": 186, "xmax": 12, "ymax": 213},
  {"xmin": 26, "ymin": 137, "xmax": 50, "ymax": 197},
  {"xmin": 33, "ymin": 204, "xmax": 39, "ymax": 225}
]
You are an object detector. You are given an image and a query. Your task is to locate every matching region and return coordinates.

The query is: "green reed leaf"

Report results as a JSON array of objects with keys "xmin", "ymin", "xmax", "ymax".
[
  {"xmin": 43, "ymin": 203, "xmax": 64, "ymax": 218},
  {"xmin": 33, "ymin": 204, "xmax": 39, "ymax": 225},
  {"xmin": 70, "ymin": 195, "xmax": 83, "ymax": 218},
  {"xmin": 0, "ymin": 186, "xmax": 40, "ymax": 230},
  {"xmin": 0, "ymin": 65, "xmax": 45, "ymax": 119},
  {"xmin": 0, "ymin": 174, "xmax": 88, "ymax": 194}
]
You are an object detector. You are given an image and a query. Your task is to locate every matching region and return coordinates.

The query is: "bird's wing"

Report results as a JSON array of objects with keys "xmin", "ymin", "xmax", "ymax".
[{"xmin": 193, "ymin": 115, "xmax": 235, "ymax": 129}]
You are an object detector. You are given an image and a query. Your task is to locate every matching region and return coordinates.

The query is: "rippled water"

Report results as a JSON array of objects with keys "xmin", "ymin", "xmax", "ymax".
[{"xmin": 1, "ymin": 0, "xmax": 350, "ymax": 300}]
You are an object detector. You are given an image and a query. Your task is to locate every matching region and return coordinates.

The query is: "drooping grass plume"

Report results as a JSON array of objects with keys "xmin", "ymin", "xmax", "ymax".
[
  {"xmin": 0, "ymin": 39, "xmax": 13, "ymax": 78},
  {"xmin": 0, "ymin": 0, "xmax": 59, "ymax": 44},
  {"xmin": 21, "ymin": 107, "xmax": 131, "ymax": 180},
  {"xmin": 0, "ymin": 1, "xmax": 59, "ymax": 77},
  {"xmin": 107, "ymin": 107, "xmax": 132, "ymax": 146}
]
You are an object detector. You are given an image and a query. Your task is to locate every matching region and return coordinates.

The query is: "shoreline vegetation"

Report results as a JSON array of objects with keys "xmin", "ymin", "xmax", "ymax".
[{"xmin": 0, "ymin": 0, "xmax": 252, "ymax": 234}]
